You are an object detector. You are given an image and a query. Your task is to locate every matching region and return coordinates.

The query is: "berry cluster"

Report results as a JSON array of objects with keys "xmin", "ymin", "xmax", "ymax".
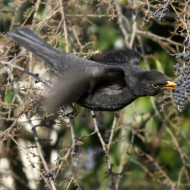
[
  {"xmin": 153, "ymin": 1, "xmax": 175, "ymax": 22},
  {"xmin": 153, "ymin": 5, "xmax": 170, "ymax": 22},
  {"xmin": 142, "ymin": 1, "xmax": 175, "ymax": 24},
  {"xmin": 173, "ymin": 63, "xmax": 190, "ymax": 112},
  {"xmin": 175, "ymin": 51, "xmax": 190, "ymax": 62}
]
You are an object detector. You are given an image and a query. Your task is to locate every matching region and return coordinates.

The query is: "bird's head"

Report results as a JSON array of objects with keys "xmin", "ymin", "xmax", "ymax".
[{"xmin": 136, "ymin": 70, "xmax": 176, "ymax": 96}]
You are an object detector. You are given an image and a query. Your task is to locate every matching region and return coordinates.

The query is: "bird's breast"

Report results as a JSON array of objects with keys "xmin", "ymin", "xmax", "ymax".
[{"xmin": 77, "ymin": 87, "xmax": 137, "ymax": 111}]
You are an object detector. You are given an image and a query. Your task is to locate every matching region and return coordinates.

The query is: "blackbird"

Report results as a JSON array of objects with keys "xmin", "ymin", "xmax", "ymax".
[{"xmin": 7, "ymin": 27, "xmax": 176, "ymax": 112}]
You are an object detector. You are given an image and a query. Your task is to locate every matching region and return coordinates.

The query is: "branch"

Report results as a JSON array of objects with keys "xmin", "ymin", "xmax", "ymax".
[
  {"xmin": 26, "ymin": 114, "xmax": 57, "ymax": 190},
  {"xmin": 91, "ymin": 111, "xmax": 116, "ymax": 190},
  {"xmin": 114, "ymin": 0, "xmax": 130, "ymax": 46},
  {"xmin": 0, "ymin": 61, "xmax": 50, "ymax": 88},
  {"xmin": 136, "ymin": 30, "xmax": 183, "ymax": 53}
]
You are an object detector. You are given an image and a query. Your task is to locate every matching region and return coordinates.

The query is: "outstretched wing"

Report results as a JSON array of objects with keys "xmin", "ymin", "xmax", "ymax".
[
  {"xmin": 44, "ymin": 72, "xmax": 93, "ymax": 112},
  {"xmin": 45, "ymin": 67, "xmax": 126, "ymax": 112},
  {"xmin": 99, "ymin": 48, "xmax": 141, "ymax": 65}
]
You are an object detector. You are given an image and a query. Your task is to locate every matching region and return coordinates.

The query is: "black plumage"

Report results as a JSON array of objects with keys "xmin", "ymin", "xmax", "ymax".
[{"xmin": 6, "ymin": 27, "xmax": 176, "ymax": 112}]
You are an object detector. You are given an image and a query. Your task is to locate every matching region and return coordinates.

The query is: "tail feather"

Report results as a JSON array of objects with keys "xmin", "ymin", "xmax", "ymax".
[
  {"xmin": 7, "ymin": 27, "xmax": 70, "ymax": 72},
  {"xmin": 7, "ymin": 27, "xmax": 105, "ymax": 74},
  {"xmin": 9, "ymin": 28, "xmax": 53, "ymax": 48}
]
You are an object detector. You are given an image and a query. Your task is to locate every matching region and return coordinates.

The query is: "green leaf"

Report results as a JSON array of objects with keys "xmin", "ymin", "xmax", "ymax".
[
  {"xmin": 155, "ymin": 59, "xmax": 164, "ymax": 73},
  {"xmin": 4, "ymin": 89, "xmax": 14, "ymax": 103}
]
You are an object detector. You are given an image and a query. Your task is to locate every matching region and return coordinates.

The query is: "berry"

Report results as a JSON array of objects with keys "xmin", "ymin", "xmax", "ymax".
[
  {"xmin": 173, "ymin": 63, "xmax": 190, "ymax": 112},
  {"xmin": 174, "ymin": 63, "xmax": 180, "ymax": 69}
]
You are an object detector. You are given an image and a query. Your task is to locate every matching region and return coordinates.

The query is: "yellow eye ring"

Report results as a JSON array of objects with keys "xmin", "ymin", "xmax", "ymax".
[{"xmin": 152, "ymin": 83, "xmax": 159, "ymax": 88}]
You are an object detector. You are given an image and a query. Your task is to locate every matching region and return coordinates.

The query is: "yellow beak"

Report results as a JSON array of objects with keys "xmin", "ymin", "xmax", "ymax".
[{"xmin": 162, "ymin": 81, "xmax": 177, "ymax": 90}]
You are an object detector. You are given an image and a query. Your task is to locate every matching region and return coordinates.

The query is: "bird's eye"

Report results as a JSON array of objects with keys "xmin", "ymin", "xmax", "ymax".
[{"xmin": 152, "ymin": 83, "xmax": 159, "ymax": 88}]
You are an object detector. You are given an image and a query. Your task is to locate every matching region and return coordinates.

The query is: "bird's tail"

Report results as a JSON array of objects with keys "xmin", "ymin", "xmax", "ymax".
[{"xmin": 7, "ymin": 27, "xmax": 69, "ymax": 72}]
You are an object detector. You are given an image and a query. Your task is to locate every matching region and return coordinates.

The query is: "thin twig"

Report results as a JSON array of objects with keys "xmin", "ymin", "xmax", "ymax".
[
  {"xmin": 107, "ymin": 113, "xmax": 118, "ymax": 152},
  {"xmin": 59, "ymin": 0, "xmax": 69, "ymax": 53},
  {"xmin": 26, "ymin": 114, "xmax": 57, "ymax": 190},
  {"xmin": 129, "ymin": 6, "xmax": 137, "ymax": 48},
  {"xmin": 91, "ymin": 111, "xmax": 116, "ymax": 190},
  {"xmin": 0, "ymin": 61, "xmax": 50, "ymax": 88},
  {"xmin": 33, "ymin": 0, "xmax": 42, "ymax": 21},
  {"xmin": 136, "ymin": 29, "xmax": 183, "ymax": 53},
  {"xmin": 114, "ymin": 0, "xmax": 129, "ymax": 46},
  {"xmin": 91, "ymin": 111, "xmax": 107, "ymax": 152}
]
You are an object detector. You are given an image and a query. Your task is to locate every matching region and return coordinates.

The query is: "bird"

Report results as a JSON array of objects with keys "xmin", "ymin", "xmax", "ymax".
[{"xmin": 7, "ymin": 27, "xmax": 176, "ymax": 112}]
